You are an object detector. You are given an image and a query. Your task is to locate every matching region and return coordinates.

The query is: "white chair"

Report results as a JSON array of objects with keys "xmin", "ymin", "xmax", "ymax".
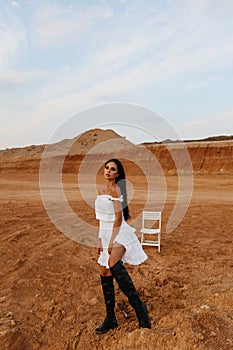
[{"xmin": 140, "ymin": 211, "xmax": 162, "ymax": 252}]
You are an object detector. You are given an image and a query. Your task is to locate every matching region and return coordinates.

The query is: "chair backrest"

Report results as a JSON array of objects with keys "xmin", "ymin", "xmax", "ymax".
[
  {"xmin": 141, "ymin": 211, "xmax": 162, "ymax": 251},
  {"xmin": 142, "ymin": 211, "xmax": 161, "ymax": 221},
  {"xmin": 142, "ymin": 211, "xmax": 161, "ymax": 230}
]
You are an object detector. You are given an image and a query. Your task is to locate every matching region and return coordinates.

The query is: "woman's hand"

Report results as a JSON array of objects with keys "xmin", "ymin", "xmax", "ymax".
[
  {"xmin": 97, "ymin": 247, "xmax": 101, "ymax": 254},
  {"xmin": 96, "ymin": 238, "xmax": 103, "ymax": 255},
  {"xmin": 108, "ymin": 239, "xmax": 114, "ymax": 255}
]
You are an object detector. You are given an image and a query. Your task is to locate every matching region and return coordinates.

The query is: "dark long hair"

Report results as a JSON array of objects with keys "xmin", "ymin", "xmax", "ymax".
[{"xmin": 104, "ymin": 158, "xmax": 130, "ymax": 221}]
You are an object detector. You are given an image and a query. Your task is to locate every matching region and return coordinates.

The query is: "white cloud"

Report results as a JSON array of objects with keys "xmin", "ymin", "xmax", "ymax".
[
  {"xmin": 180, "ymin": 111, "xmax": 233, "ymax": 139},
  {"xmin": 31, "ymin": 3, "xmax": 113, "ymax": 49},
  {"xmin": 0, "ymin": 14, "xmax": 27, "ymax": 70},
  {"xmin": 22, "ymin": 0, "xmax": 233, "ymax": 102},
  {"xmin": 186, "ymin": 75, "xmax": 220, "ymax": 90},
  {"xmin": 89, "ymin": 0, "xmax": 233, "ymax": 91},
  {"xmin": 0, "ymin": 69, "xmax": 47, "ymax": 92},
  {"xmin": 11, "ymin": 1, "xmax": 20, "ymax": 8}
]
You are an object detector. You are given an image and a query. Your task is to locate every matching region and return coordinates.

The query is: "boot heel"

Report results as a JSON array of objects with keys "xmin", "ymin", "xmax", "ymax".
[
  {"xmin": 95, "ymin": 317, "xmax": 118, "ymax": 334},
  {"xmin": 138, "ymin": 303, "xmax": 151, "ymax": 329}
]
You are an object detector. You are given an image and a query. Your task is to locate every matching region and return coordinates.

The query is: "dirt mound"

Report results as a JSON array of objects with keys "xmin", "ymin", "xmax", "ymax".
[
  {"xmin": 1, "ymin": 130, "xmax": 233, "ymax": 175},
  {"xmin": 0, "ymin": 129, "xmax": 134, "ymax": 174}
]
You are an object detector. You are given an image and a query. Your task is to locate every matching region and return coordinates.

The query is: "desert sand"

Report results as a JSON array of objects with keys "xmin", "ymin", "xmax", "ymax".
[{"xmin": 0, "ymin": 129, "xmax": 233, "ymax": 350}]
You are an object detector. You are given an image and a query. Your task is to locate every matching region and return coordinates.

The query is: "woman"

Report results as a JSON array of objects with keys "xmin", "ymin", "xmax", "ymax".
[{"xmin": 95, "ymin": 158, "xmax": 150, "ymax": 334}]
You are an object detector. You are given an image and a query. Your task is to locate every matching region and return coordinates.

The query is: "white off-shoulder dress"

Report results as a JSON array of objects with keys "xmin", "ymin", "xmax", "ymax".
[{"xmin": 95, "ymin": 194, "xmax": 148, "ymax": 268}]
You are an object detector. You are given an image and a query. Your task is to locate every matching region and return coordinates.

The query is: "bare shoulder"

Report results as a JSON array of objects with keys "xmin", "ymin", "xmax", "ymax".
[
  {"xmin": 109, "ymin": 185, "xmax": 121, "ymax": 198},
  {"xmin": 99, "ymin": 184, "xmax": 121, "ymax": 197},
  {"xmin": 98, "ymin": 187, "xmax": 105, "ymax": 195}
]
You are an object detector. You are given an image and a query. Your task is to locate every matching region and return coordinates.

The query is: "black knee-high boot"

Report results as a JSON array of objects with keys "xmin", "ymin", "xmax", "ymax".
[
  {"xmin": 110, "ymin": 261, "xmax": 151, "ymax": 329},
  {"xmin": 95, "ymin": 275, "xmax": 118, "ymax": 334}
]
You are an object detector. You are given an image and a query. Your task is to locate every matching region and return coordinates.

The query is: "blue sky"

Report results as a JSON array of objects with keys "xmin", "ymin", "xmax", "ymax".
[{"xmin": 1, "ymin": 0, "xmax": 233, "ymax": 148}]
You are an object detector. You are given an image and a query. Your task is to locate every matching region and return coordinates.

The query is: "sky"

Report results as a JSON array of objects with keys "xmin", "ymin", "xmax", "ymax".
[{"xmin": 1, "ymin": 0, "xmax": 233, "ymax": 149}]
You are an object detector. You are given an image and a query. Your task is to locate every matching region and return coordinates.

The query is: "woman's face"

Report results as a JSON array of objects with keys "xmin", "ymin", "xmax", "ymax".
[{"xmin": 104, "ymin": 161, "xmax": 118, "ymax": 181}]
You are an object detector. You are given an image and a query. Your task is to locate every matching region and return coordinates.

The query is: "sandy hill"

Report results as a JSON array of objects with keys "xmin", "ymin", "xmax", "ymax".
[
  {"xmin": 0, "ymin": 130, "xmax": 233, "ymax": 175},
  {"xmin": 0, "ymin": 129, "xmax": 134, "ymax": 173},
  {"xmin": 0, "ymin": 129, "xmax": 133, "ymax": 160}
]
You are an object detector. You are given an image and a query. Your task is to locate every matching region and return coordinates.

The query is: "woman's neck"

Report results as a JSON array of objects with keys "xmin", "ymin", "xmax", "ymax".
[{"xmin": 106, "ymin": 179, "xmax": 116, "ymax": 188}]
